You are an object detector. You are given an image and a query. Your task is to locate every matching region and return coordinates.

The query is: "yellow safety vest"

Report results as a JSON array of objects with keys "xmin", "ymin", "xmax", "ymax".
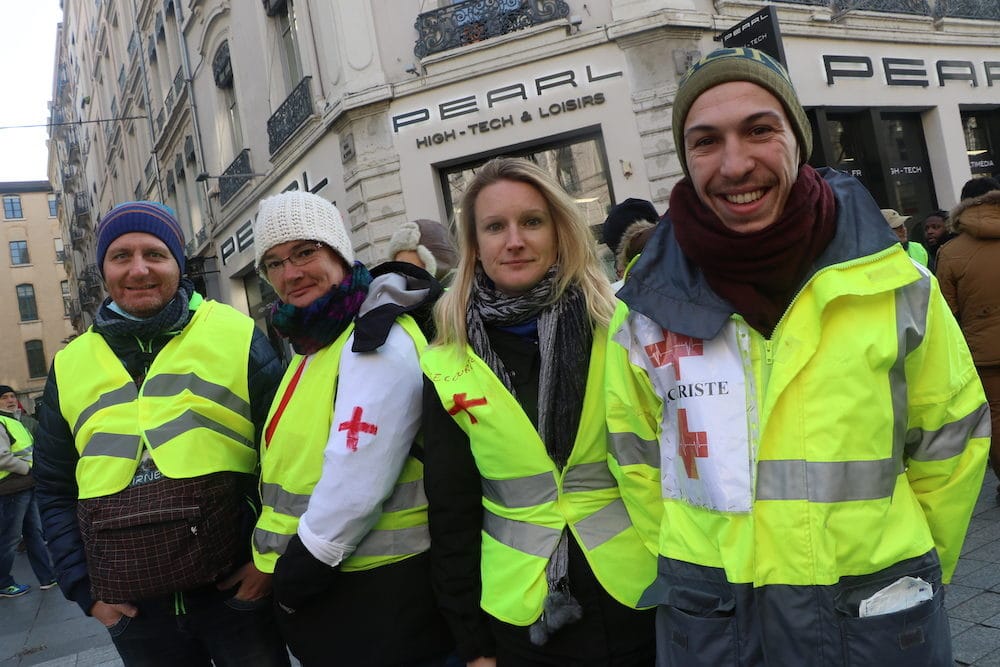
[
  {"xmin": 0, "ymin": 415, "xmax": 33, "ymax": 481},
  {"xmin": 253, "ymin": 316, "xmax": 431, "ymax": 574},
  {"xmin": 421, "ymin": 331, "xmax": 656, "ymax": 626},
  {"xmin": 605, "ymin": 247, "xmax": 990, "ymax": 587},
  {"xmin": 54, "ymin": 300, "xmax": 258, "ymax": 499}
]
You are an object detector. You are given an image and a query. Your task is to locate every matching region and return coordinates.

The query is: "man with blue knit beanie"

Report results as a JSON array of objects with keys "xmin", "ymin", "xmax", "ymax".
[{"xmin": 33, "ymin": 201, "xmax": 290, "ymax": 665}]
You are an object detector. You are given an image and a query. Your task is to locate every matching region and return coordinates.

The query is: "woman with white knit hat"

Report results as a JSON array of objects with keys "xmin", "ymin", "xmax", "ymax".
[{"xmin": 248, "ymin": 191, "xmax": 453, "ymax": 666}]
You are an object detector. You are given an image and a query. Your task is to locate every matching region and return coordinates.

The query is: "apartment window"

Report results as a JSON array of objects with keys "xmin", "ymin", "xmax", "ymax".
[
  {"xmin": 9, "ymin": 240, "xmax": 30, "ymax": 265},
  {"xmin": 16, "ymin": 284, "xmax": 38, "ymax": 321},
  {"xmin": 213, "ymin": 41, "xmax": 244, "ymax": 157},
  {"xmin": 274, "ymin": 0, "xmax": 303, "ymax": 88},
  {"xmin": 61, "ymin": 280, "xmax": 71, "ymax": 316},
  {"xmin": 3, "ymin": 194, "xmax": 23, "ymax": 219},
  {"xmin": 54, "ymin": 237, "xmax": 67, "ymax": 262},
  {"xmin": 48, "ymin": 193, "xmax": 59, "ymax": 217},
  {"xmin": 25, "ymin": 340, "xmax": 47, "ymax": 378}
]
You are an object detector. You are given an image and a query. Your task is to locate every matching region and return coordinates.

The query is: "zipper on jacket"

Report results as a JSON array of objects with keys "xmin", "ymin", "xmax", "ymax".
[{"xmin": 763, "ymin": 340, "xmax": 775, "ymax": 366}]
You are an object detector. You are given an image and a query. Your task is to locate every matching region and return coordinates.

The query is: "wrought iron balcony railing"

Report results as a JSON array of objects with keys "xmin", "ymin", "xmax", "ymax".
[
  {"xmin": 831, "ymin": 0, "xmax": 931, "ymax": 15},
  {"xmin": 934, "ymin": 0, "xmax": 1000, "ymax": 19},
  {"xmin": 414, "ymin": 0, "xmax": 570, "ymax": 59},
  {"xmin": 267, "ymin": 76, "xmax": 313, "ymax": 155},
  {"xmin": 74, "ymin": 192, "xmax": 91, "ymax": 218},
  {"xmin": 218, "ymin": 148, "xmax": 253, "ymax": 207},
  {"xmin": 70, "ymin": 223, "xmax": 87, "ymax": 248}
]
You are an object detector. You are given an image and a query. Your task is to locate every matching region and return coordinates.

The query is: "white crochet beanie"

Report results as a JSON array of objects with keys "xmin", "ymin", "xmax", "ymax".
[
  {"xmin": 254, "ymin": 191, "xmax": 355, "ymax": 269},
  {"xmin": 386, "ymin": 219, "xmax": 458, "ymax": 281}
]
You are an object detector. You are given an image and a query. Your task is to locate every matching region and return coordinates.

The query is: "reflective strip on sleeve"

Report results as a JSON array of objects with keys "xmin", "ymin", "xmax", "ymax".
[
  {"xmin": 73, "ymin": 383, "xmax": 138, "ymax": 435},
  {"xmin": 573, "ymin": 497, "xmax": 632, "ymax": 550},
  {"xmin": 756, "ymin": 458, "xmax": 900, "ymax": 502},
  {"xmin": 145, "ymin": 410, "xmax": 254, "ymax": 450},
  {"xmin": 608, "ymin": 431, "xmax": 660, "ymax": 468},
  {"xmin": 80, "ymin": 433, "xmax": 142, "ymax": 460},
  {"xmin": 253, "ymin": 526, "xmax": 292, "ymax": 555},
  {"xmin": 142, "ymin": 373, "xmax": 252, "ymax": 420},
  {"xmin": 906, "ymin": 404, "xmax": 992, "ymax": 462},
  {"xmin": 353, "ymin": 524, "xmax": 431, "ymax": 558},
  {"xmin": 482, "ymin": 471, "xmax": 557, "ymax": 508},
  {"xmin": 890, "ymin": 272, "xmax": 931, "ymax": 462},
  {"xmin": 260, "ymin": 482, "xmax": 310, "ymax": 517},
  {"xmin": 483, "ymin": 510, "xmax": 562, "ymax": 558}
]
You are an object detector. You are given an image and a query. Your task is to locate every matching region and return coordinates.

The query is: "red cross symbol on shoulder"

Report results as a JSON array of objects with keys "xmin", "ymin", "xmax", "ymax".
[
  {"xmin": 448, "ymin": 393, "xmax": 488, "ymax": 424},
  {"xmin": 677, "ymin": 408, "xmax": 708, "ymax": 479},
  {"xmin": 644, "ymin": 330, "xmax": 704, "ymax": 380},
  {"xmin": 338, "ymin": 406, "xmax": 378, "ymax": 452}
]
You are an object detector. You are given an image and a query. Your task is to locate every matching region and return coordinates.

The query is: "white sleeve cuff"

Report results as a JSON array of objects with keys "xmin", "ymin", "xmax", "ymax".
[{"xmin": 297, "ymin": 516, "xmax": 356, "ymax": 568}]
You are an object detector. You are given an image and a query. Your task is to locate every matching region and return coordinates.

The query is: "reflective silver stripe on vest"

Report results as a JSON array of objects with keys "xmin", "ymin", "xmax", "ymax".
[
  {"xmin": 562, "ymin": 460, "xmax": 617, "ymax": 494},
  {"xmin": 261, "ymin": 482, "xmax": 311, "ymax": 518},
  {"xmin": 482, "ymin": 471, "xmax": 557, "ymax": 508},
  {"xmin": 573, "ymin": 497, "xmax": 631, "ymax": 551},
  {"xmin": 756, "ymin": 458, "xmax": 901, "ymax": 502},
  {"xmin": 906, "ymin": 404, "xmax": 991, "ymax": 462},
  {"xmin": 81, "ymin": 433, "xmax": 142, "ymax": 459},
  {"xmin": 145, "ymin": 410, "xmax": 254, "ymax": 450},
  {"xmin": 353, "ymin": 524, "xmax": 430, "ymax": 558},
  {"xmin": 608, "ymin": 431, "xmax": 660, "ymax": 468},
  {"xmin": 892, "ymin": 271, "xmax": 931, "ymax": 464},
  {"xmin": 253, "ymin": 527, "xmax": 292, "ymax": 555},
  {"xmin": 73, "ymin": 383, "xmax": 138, "ymax": 436},
  {"xmin": 382, "ymin": 478, "xmax": 428, "ymax": 513},
  {"xmin": 143, "ymin": 373, "xmax": 252, "ymax": 421},
  {"xmin": 483, "ymin": 510, "xmax": 562, "ymax": 558}
]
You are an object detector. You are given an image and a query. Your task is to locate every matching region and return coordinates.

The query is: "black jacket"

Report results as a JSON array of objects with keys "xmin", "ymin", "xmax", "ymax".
[{"xmin": 33, "ymin": 301, "xmax": 284, "ymax": 614}]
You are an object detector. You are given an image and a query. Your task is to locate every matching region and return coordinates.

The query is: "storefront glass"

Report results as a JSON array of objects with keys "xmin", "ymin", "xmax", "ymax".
[{"xmin": 962, "ymin": 109, "xmax": 1000, "ymax": 178}]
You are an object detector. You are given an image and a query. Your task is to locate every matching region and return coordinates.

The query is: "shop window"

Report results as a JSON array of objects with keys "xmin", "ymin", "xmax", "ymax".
[
  {"xmin": 962, "ymin": 110, "xmax": 1000, "ymax": 179},
  {"xmin": 880, "ymin": 112, "xmax": 936, "ymax": 221},
  {"xmin": 439, "ymin": 131, "xmax": 614, "ymax": 242}
]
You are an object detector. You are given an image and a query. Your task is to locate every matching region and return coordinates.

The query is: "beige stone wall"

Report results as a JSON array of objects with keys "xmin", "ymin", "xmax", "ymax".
[{"xmin": 0, "ymin": 186, "xmax": 75, "ymax": 410}]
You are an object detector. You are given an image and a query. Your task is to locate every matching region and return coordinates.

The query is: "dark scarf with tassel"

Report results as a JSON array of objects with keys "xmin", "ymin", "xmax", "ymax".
[
  {"xmin": 669, "ymin": 165, "xmax": 837, "ymax": 337},
  {"xmin": 466, "ymin": 265, "xmax": 591, "ymax": 644},
  {"xmin": 270, "ymin": 263, "xmax": 372, "ymax": 355}
]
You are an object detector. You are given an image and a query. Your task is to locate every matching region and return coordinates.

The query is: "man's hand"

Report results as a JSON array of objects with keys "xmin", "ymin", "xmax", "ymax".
[
  {"xmin": 468, "ymin": 658, "xmax": 496, "ymax": 667},
  {"xmin": 218, "ymin": 562, "xmax": 272, "ymax": 601},
  {"xmin": 91, "ymin": 600, "xmax": 138, "ymax": 628}
]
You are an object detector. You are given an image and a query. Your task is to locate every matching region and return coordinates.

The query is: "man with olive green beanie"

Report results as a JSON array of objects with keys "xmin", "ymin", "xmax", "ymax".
[{"xmin": 607, "ymin": 47, "xmax": 987, "ymax": 665}]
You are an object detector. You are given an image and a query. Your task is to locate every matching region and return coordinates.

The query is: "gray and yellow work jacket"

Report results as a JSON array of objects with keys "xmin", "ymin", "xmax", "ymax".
[{"xmin": 607, "ymin": 168, "xmax": 990, "ymax": 666}]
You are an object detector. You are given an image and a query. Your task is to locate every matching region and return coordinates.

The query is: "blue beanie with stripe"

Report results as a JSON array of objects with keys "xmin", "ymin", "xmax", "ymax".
[{"xmin": 96, "ymin": 201, "xmax": 186, "ymax": 275}]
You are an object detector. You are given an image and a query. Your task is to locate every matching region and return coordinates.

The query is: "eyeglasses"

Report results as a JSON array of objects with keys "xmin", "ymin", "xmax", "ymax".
[{"xmin": 258, "ymin": 242, "xmax": 324, "ymax": 277}]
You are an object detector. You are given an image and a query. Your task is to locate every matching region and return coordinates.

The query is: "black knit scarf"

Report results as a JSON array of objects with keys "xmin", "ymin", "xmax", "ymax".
[{"xmin": 270, "ymin": 263, "xmax": 372, "ymax": 355}]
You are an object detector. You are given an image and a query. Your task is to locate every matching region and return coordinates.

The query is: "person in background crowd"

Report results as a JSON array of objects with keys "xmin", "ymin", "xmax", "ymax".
[
  {"xmin": 387, "ymin": 218, "xmax": 460, "ymax": 286},
  {"xmin": 0, "ymin": 385, "xmax": 56, "ymax": 598},
  {"xmin": 33, "ymin": 201, "xmax": 289, "ymax": 666},
  {"xmin": 602, "ymin": 198, "xmax": 659, "ymax": 289},
  {"xmin": 936, "ymin": 175, "xmax": 1000, "ymax": 498},
  {"xmin": 422, "ymin": 157, "xmax": 656, "ymax": 666},
  {"xmin": 923, "ymin": 209, "xmax": 953, "ymax": 271},
  {"xmin": 249, "ymin": 191, "xmax": 454, "ymax": 667},
  {"xmin": 881, "ymin": 208, "xmax": 929, "ymax": 267},
  {"xmin": 606, "ymin": 47, "xmax": 988, "ymax": 666}
]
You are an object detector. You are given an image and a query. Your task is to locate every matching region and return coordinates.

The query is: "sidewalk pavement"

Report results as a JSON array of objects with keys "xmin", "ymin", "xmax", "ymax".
[{"xmin": 4, "ymin": 471, "xmax": 1000, "ymax": 665}]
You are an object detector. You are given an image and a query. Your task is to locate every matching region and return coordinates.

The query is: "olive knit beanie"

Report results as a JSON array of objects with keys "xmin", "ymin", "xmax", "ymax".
[
  {"xmin": 254, "ymin": 191, "xmax": 355, "ymax": 269},
  {"xmin": 96, "ymin": 201, "xmax": 187, "ymax": 276},
  {"xmin": 672, "ymin": 47, "xmax": 812, "ymax": 178}
]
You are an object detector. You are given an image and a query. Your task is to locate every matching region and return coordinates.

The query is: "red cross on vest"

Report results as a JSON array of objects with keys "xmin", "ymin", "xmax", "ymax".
[
  {"xmin": 644, "ymin": 330, "xmax": 704, "ymax": 380},
  {"xmin": 448, "ymin": 393, "xmax": 488, "ymax": 424},
  {"xmin": 678, "ymin": 408, "xmax": 708, "ymax": 479},
  {"xmin": 338, "ymin": 406, "xmax": 378, "ymax": 452}
]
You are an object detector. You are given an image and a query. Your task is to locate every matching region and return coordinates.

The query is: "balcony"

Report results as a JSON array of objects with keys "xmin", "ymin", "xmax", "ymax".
[
  {"xmin": 74, "ymin": 192, "xmax": 91, "ymax": 218},
  {"xmin": 934, "ymin": 0, "xmax": 1000, "ymax": 19},
  {"xmin": 414, "ymin": 0, "xmax": 570, "ymax": 58},
  {"xmin": 266, "ymin": 76, "xmax": 313, "ymax": 155},
  {"xmin": 218, "ymin": 148, "xmax": 254, "ymax": 207},
  {"xmin": 70, "ymin": 223, "xmax": 88, "ymax": 249},
  {"xmin": 831, "ymin": 0, "xmax": 931, "ymax": 15},
  {"xmin": 81, "ymin": 264, "xmax": 102, "ymax": 289}
]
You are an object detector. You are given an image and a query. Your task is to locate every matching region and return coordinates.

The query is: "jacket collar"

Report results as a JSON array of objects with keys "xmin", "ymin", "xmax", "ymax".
[{"xmin": 618, "ymin": 168, "xmax": 900, "ymax": 339}]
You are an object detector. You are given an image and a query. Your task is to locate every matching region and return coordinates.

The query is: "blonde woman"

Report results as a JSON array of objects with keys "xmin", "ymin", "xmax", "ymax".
[{"xmin": 422, "ymin": 157, "xmax": 656, "ymax": 666}]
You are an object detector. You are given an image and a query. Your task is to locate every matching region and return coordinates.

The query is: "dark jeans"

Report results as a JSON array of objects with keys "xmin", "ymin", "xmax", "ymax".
[
  {"xmin": 0, "ymin": 488, "xmax": 55, "ymax": 587},
  {"xmin": 107, "ymin": 590, "xmax": 290, "ymax": 667}
]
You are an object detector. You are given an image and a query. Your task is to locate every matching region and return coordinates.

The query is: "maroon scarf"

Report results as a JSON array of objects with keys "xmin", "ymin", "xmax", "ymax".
[{"xmin": 670, "ymin": 165, "xmax": 837, "ymax": 337}]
